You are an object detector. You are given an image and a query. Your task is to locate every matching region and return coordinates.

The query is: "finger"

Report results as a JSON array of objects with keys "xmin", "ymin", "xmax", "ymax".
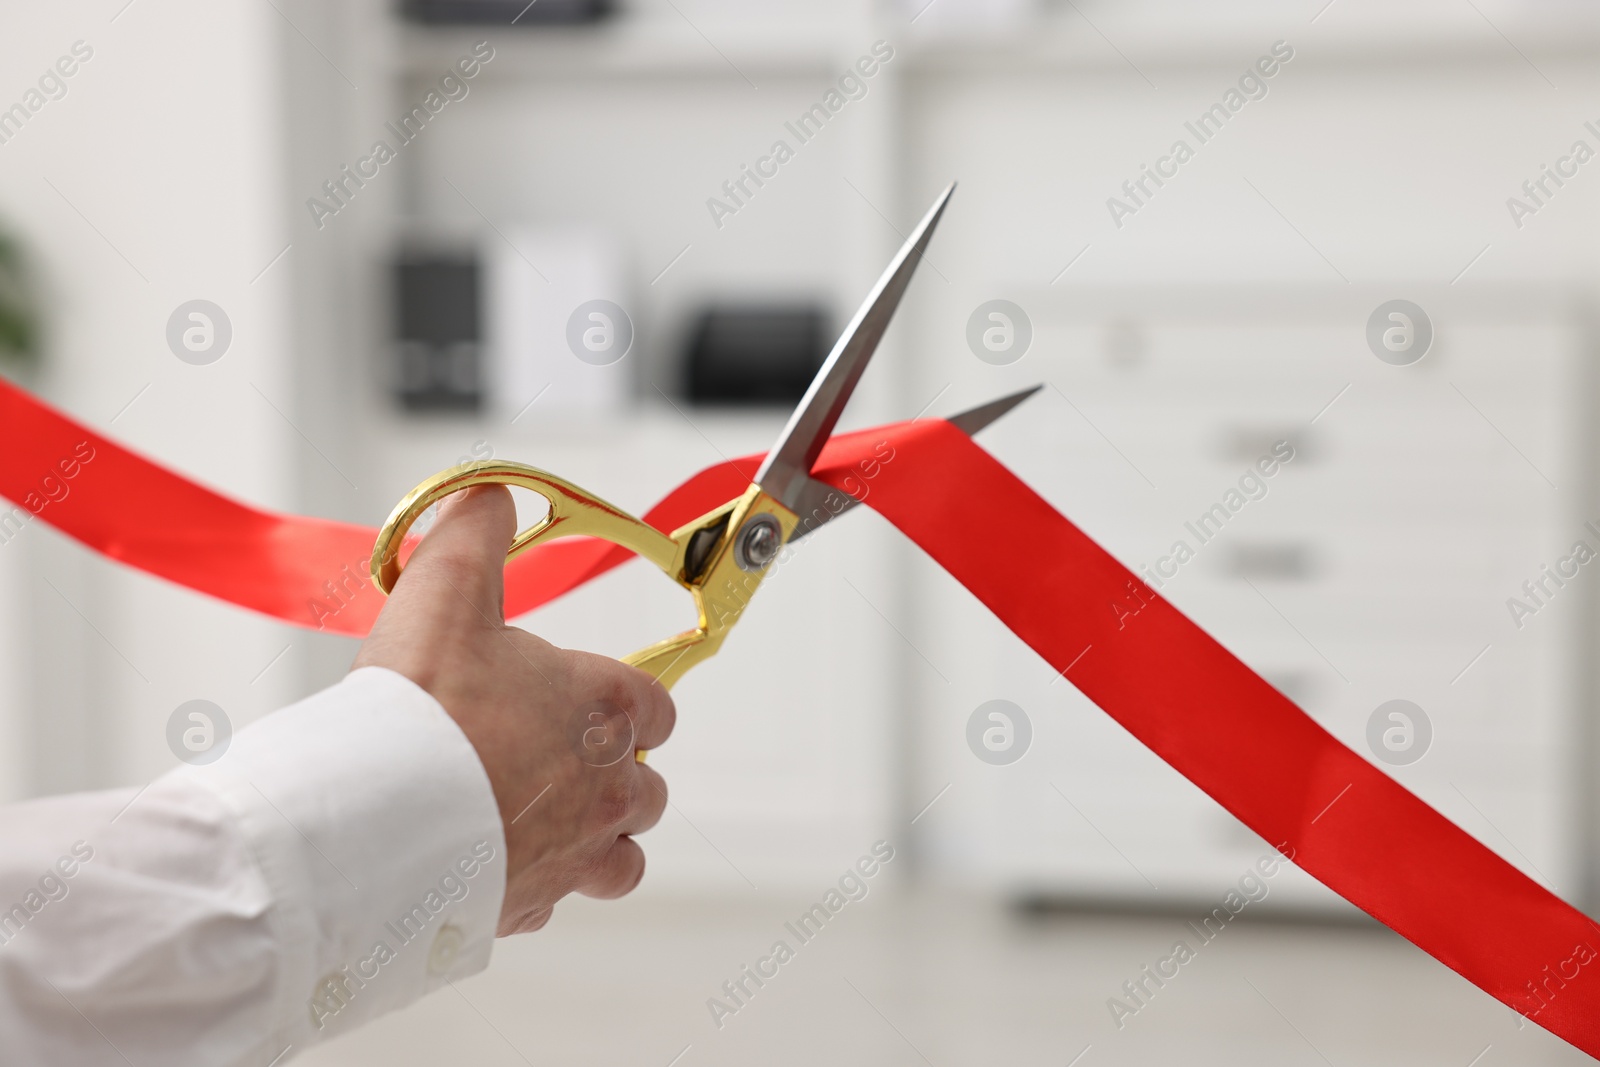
[
  {"xmin": 630, "ymin": 673, "xmax": 676, "ymax": 752},
  {"xmin": 576, "ymin": 836, "xmax": 646, "ymax": 900},
  {"xmin": 388, "ymin": 484, "xmax": 516, "ymax": 627},
  {"xmin": 564, "ymin": 650, "xmax": 677, "ymax": 753},
  {"xmin": 497, "ymin": 902, "xmax": 553, "ymax": 937},
  {"xmin": 615, "ymin": 761, "xmax": 668, "ymax": 836}
]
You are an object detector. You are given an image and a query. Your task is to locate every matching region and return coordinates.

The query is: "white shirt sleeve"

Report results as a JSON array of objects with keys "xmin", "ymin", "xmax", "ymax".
[{"xmin": 0, "ymin": 666, "xmax": 508, "ymax": 1067}]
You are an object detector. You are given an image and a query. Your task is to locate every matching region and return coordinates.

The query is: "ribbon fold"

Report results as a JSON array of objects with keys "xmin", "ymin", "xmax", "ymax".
[{"xmin": 2, "ymin": 375, "xmax": 1595, "ymax": 1056}]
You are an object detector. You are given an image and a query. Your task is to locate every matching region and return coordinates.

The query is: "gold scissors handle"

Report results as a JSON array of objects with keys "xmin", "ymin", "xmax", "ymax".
[{"xmin": 370, "ymin": 460, "xmax": 798, "ymax": 691}]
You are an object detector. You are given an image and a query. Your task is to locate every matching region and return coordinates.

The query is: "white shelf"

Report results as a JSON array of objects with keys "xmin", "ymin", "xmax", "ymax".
[{"xmin": 396, "ymin": 5, "xmax": 1600, "ymax": 84}]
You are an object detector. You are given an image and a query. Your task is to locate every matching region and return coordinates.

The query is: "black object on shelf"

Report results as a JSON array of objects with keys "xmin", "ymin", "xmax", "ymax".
[
  {"xmin": 685, "ymin": 306, "xmax": 830, "ymax": 406},
  {"xmin": 393, "ymin": 254, "xmax": 481, "ymax": 412},
  {"xmin": 401, "ymin": 0, "xmax": 613, "ymax": 25}
]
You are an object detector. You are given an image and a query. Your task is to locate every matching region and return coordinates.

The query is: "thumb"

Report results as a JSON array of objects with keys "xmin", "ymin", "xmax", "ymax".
[{"xmin": 389, "ymin": 484, "xmax": 516, "ymax": 626}]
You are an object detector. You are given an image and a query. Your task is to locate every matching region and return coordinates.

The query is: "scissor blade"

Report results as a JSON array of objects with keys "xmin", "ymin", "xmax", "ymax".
[
  {"xmin": 946, "ymin": 383, "xmax": 1043, "ymax": 437},
  {"xmin": 786, "ymin": 384, "xmax": 1042, "ymax": 541},
  {"xmin": 754, "ymin": 182, "xmax": 955, "ymax": 516}
]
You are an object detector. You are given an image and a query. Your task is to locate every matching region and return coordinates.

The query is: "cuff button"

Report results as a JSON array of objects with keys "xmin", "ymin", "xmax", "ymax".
[{"xmin": 427, "ymin": 922, "xmax": 465, "ymax": 976}]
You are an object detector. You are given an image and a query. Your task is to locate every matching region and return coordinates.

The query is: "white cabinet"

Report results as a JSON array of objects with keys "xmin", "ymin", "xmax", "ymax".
[{"xmin": 906, "ymin": 285, "xmax": 1587, "ymax": 907}]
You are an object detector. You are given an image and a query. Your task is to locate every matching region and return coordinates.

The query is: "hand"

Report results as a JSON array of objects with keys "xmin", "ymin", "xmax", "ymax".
[{"xmin": 353, "ymin": 485, "xmax": 675, "ymax": 935}]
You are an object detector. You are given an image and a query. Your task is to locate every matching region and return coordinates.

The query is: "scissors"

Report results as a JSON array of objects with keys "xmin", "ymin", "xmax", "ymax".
[{"xmin": 370, "ymin": 183, "xmax": 1037, "ymax": 726}]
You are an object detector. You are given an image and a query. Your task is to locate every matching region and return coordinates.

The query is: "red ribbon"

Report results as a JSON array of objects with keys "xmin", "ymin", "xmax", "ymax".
[
  {"xmin": 3, "ymin": 375, "xmax": 1597, "ymax": 1055},
  {"xmin": 0, "ymin": 376, "xmax": 755, "ymax": 636}
]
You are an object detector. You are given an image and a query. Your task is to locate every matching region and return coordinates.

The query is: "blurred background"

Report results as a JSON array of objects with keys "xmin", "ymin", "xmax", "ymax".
[{"xmin": 3, "ymin": 0, "xmax": 1600, "ymax": 1063}]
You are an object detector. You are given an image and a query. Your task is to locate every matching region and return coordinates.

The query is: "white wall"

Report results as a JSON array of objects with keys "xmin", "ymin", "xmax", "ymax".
[{"xmin": 0, "ymin": 0, "xmax": 296, "ymax": 795}]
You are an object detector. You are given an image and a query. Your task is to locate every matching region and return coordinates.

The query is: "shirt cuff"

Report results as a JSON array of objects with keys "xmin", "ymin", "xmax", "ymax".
[{"xmin": 180, "ymin": 665, "xmax": 507, "ymax": 1047}]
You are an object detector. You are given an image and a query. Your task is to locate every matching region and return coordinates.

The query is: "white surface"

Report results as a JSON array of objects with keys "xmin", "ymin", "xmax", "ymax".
[
  {"xmin": 0, "ymin": 0, "xmax": 298, "ymax": 796},
  {"xmin": 292, "ymin": 890, "xmax": 1592, "ymax": 1067},
  {"xmin": 0, "ymin": 534, "xmax": 25, "ymax": 802}
]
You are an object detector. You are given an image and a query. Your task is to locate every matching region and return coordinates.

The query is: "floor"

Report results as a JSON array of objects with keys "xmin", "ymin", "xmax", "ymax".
[{"xmin": 296, "ymin": 891, "xmax": 1589, "ymax": 1067}]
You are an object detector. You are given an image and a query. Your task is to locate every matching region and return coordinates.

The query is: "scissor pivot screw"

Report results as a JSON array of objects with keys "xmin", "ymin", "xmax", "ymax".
[{"xmin": 734, "ymin": 514, "xmax": 782, "ymax": 572}]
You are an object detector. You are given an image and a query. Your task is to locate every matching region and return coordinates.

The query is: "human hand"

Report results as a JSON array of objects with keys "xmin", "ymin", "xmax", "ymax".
[{"xmin": 353, "ymin": 485, "xmax": 675, "ymax": 934}]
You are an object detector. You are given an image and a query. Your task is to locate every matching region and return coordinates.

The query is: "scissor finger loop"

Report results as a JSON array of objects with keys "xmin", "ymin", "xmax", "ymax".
[{"xmin": 370, "ymin": 461, "xmax": 684, "ymax": 597}]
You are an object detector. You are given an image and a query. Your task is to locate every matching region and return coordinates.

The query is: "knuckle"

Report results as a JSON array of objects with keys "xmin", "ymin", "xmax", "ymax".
[
  {"xmin": 619, "ymin": 846, "xmax": 646, "ymax": 894},
  {"xmin": 507, "ymin": 626, "xmax": 556, "ymax": 660},
  {"xmin": 566, "ymin": 651, "xmax": 646, "ymax": 714},
  {"xmin": 590, "ymin": 840, "xmax": 644, "ymax": 897},
  {"xmin": 575, "ymin": 846, "xmax": 610, "ymax": 883},
  {"xmin": 636, "ymin": 765, "xmax": 668, "ymax": 808},
  {"xmin": 651, "ymin": 686, "xmax": 677, "ymax": 735},
  {"xmin": 591, "ymin": 775, "xmax": 635, "ymax": 829},
  {"xmin": 608, "ymin": 672, "xmax": 650, "ymax": 720}
]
